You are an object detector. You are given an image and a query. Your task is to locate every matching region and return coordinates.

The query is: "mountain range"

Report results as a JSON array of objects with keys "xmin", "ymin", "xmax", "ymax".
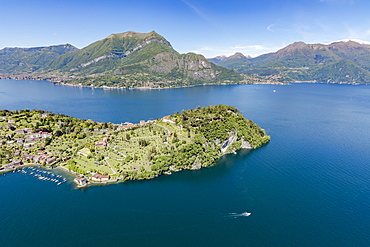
[
  {"xmin": 1, "ymin": 32, "xmax": 370, "ymax": 87},
  {"xmin": 0, "ymin": 31, "xmax": 242, "ymax": 88},
  {"xmin": 209, "ymin": 40, "xmax": 370, "ymax": 84}
]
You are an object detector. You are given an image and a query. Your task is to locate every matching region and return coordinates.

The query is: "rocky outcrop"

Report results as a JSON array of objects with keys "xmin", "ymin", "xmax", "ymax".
[
  {"xmin": 241, "ymin": 138, "xmax": 252, "ymax": 149},
  {"xmin": 221, "ymin": 132, "xmax": 238, "ymax": 153},
  {"xmin": 145, "ymin": 53, "xmax": 218, "ymax": 81}
]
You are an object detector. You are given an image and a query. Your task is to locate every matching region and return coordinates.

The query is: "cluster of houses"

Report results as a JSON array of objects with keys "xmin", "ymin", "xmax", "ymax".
[
  {"xmin": 1, "ymin": 114, "xmax": 179, "ymax": 187},
  {"xmin": 21, "ymin": 151, "xmax": 57, "ymax": 165},
  {"xmin": 0, "ymin": 151, "xmax": 57, "ymax": 171},
  {"xmin": 73, "ymin": 173, "xmax": 110, "ymax": 187},
  {"xmin": 2, "ymin": 127, "xmax": 53, "ymax": 149},
  {"xmin": 13, "ymin": 149, "xmax": 56, "ymax": 165},
  {"xmin": 1, "ymin": 160, "xmax": 23, "ymax": 170}
]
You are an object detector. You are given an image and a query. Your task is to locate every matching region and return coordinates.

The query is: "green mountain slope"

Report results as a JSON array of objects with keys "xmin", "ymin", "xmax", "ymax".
[
  {"xmin": 49, "ymin": 31, "xmax": 242, "ymax": 87},
  {"xmin": 0, "ymin": 44, "xmax": 77, "ymax": 74},
  {"xmin": 209, "ymin": 41, "xmax": 370, "ymax": 84},
  {"xmin": 47, "ymin": 31, "xmax": 173, "ymax": 72},
  {"xmin": 0, "ymin": 31, "xmax": 243, "ymax": 87},
  {"xmin": 310, "ymin": 59, "xmax": 370, "ymax": 83}
]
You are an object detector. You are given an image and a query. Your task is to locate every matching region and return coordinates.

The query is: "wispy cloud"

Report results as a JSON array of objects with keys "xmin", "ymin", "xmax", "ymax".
[
  {"xmin": 180, "ymin": 0, "xmax": 208, "ymax": 20},
  {"xmin": 266, "ymin": 19, "xmax": 284, "ymax": 33},
  {"xmin": 267, "ymin": 24, "xmax": 276, "ymax": 32}
]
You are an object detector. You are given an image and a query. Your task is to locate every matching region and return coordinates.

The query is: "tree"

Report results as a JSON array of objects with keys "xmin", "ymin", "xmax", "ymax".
[{"xmin": 45, "ymin": 137, "xmax": 52, "ymax": 146}]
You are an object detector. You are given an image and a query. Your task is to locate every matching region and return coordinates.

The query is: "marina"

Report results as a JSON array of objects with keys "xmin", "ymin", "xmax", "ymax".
[{"xmin": 17, "ymin": 167, "xmax": 67, "ymax": 186}]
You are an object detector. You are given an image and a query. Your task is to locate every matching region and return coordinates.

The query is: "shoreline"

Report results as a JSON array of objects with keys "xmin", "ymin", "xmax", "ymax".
[
  {"xmin": 0, "ymin": 163, "xmax": 124, "ymax": 188},
  {"xmin": 0, "ymin": 145, "xmax": 258, "ymax": 188},
  {"xmin": 1, "ymin": 76, "xmax": 367, "ymax": 89}
]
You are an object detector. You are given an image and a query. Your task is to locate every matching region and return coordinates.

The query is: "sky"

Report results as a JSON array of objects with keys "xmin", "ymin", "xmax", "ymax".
[{"xmin": 1, "ymin": 0, "xmax": 370, "ymax": 57}]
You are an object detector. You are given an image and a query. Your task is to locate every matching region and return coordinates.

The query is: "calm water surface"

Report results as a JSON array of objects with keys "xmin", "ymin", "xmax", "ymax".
[{"xmin": 0, "ymin": 79, "xmax": 369, "ymax": 246}]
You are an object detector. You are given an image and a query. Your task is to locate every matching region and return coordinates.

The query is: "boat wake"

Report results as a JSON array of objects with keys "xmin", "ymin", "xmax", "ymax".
[{"xmin": 228, "ymin": 212, "xmax": 252, "ymax": 218}]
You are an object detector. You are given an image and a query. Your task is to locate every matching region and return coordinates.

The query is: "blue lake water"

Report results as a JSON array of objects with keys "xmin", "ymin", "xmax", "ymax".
[{"xmin": 0, "ymin": 79, "xmax": 369, "ymax": 246}]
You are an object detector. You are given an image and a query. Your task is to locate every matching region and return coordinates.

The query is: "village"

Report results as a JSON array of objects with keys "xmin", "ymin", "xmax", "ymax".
[{"xmin": 0, "ymin": 109, "xmax": 180, "ymax": 187}]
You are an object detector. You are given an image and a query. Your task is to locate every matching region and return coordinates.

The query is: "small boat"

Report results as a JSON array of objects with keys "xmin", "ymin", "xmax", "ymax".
[{"xmin": 241, "ymin": 212, "xmax": 251, "ymax": 216}]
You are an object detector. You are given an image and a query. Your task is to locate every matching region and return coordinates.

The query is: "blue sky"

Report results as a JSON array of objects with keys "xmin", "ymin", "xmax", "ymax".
[{"xmin": 1, "ymin": 0, "xmax": 370, "ymax": 57}]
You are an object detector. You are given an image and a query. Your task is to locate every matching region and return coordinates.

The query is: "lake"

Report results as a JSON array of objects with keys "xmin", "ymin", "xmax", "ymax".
[{"xmin": 0, "ymin": 79, "xmax": 369, "ymax": 246}]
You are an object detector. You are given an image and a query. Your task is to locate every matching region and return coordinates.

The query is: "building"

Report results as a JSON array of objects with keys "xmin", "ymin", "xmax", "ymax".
[
  {"xmin": 74, "ymin": 177, "xmax": 87, "ymax": 186},
  {"xmin": 95, "ymin": 136, "xmax": 109, "ymax": 147},
  {"xmin": 29, "ymin": 133, "xmax": 41, "ymax": 139},
  {"xmin": 162, "ymin": 116, "xmax": 176, "ymax": 124},
  {"xmin": 40, "ymin": 132, "xmax": 52, "ymax": 139},
  {"xmin": 15, "ymin": 138, "xmax": 24, "ymax": 145},
  {"xmin": 23, "ymin": 143, "xmax": 35, "ymax": 149},
  {"xmin": 15, "ymin": 129, "xmax": 25, "ymax": 135},
  {"xmin": 11, "ymin": 161, "xmax": 23, "ymax": 168},
  {"xmin": 45, "ymin": 157, "xmax": 56, "ymax": 164},
  {"xmin": 33, "ymin": 155, "xmax": 41, "ymax": 163},
  {"xmin": 14, "ymin": 150, "xmax": 21, "ymax": 156},
  {"xmin": 91, "ymin": 173, "xmax": 110, "ymax": 182},
  {"xmin": 24, "ymin": 128, "xmax": 33, "ymax": 134}
]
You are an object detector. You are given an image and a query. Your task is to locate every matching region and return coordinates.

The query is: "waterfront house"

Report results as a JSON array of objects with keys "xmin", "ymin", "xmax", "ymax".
[
  {"xmin": 3, "ymin": 163, "xmax": 14, "ymax": 169},
  {"xmin": 74, "ymin": 177, "xmax": 87, "ymax": 186},
  {"xmin": 12, "ymin": 161, "xmax": 23, "ymax": 167},
  {"xmin": 91, "ymin": 173, "xmax": 110, "ymax": 182}
]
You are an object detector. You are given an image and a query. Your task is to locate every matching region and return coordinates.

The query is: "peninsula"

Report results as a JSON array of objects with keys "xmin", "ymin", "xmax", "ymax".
[{"xmin": 0, "ymin": 105, "xmax": 270, "ymax": 187}]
